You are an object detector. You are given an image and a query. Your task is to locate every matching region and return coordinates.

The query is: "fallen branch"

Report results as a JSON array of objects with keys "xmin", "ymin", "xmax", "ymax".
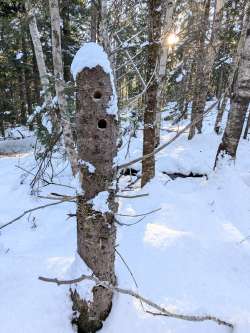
[
  {"xmin": 39, "ymin": 274, "xmax": 233, "ymax": 329},
  {"xmin": 0, "ymin": 199, "xmax": 75, "ymax": 230},
  {"xmin": 117, "ymin": 101, "xmax": 218, "ymax": 170}
]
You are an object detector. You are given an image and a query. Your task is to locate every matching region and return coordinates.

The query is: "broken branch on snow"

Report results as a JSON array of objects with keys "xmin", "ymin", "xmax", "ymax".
[{"xmin": 39, "ymin": 274, "xmax": 233, "ymax": 329}]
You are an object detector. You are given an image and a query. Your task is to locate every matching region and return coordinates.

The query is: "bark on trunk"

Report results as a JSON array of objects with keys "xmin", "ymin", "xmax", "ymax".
[
  {"xmin": 216, "ymin": 3, "xmax": 250, "ymax": 159},
  {"xmin": 100, "ymin": 0, "xmax": 110, "ymax": 54},
  {"xmin": 18, "ymin": 68, "xmax": 27, "ymax": 125},
  {"xmin": 214, "ymin": 94, "xmax": 227, "ymax": 134},
  {"xmin": 243, "ymin": 109, "xmax": 250, "ymax": 139},
  {"xmin": 155, "ymin": 0, "xmax": 175, "ymax": 146},
  {"xmin": 189, "ymin": 0, "xmax": 223, "ymax": 139},
  {"xmin": 22, "ymin": 34, "xmax": 33, "ymax": 116},
  {"xmin": 90, "ymin": 0, "xmax": 100, "ymax": 42},
  {"xmin": 25, "ymin": 0, "xmax": 51, "ymax": 106},
  {"xmin": 73, "ymin": 65, "xmax": 118, "ymax": 332},
  {"xmin": 141, "ymin": 0, "xmax": 162, "ymax": 187},
  {"xmin": 61, "ymin": 0, "xmax": 72, "ymax": 82}
]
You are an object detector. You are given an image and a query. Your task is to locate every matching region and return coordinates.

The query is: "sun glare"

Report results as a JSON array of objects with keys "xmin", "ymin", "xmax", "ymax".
[{"xmin": 167, "ymin": 33, "xmax": 179, "ymax": 46}]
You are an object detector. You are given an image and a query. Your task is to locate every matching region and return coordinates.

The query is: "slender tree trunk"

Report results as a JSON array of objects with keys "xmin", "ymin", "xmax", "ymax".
[
  {"xmin": 100, "ymin": 0, "xmax": 110, "ymax": 54},
  {"xmin": 72, "ymin": 61, "xmax": 118, "ymax": 332},
  {"xmin": 90, "ymin": 0, "xmax": 99, "ymax": 42},
  {"xmin": 216, "ymin": 3, "xmax": 250, "ymax": 160},
  {"xmin": 25, "ymin": 0, "xmax": 51, "ymax": 106},
  {"xmin": 22, "ymin": 34, "xmax": 33, "ymax": 116},
  {"xmin": 243, "ymin": 109, "xmax": 250, "ymax": 139},
  {"xmin": 17, "ymin": 67, "xmax": 27, "ymax": 125},
  {"xmin": 49, "ymin": 0, "xmax": 78, "ymax": 175},
  {"xmin": 189, "ymin": 0, "xmax": 224, "ymax": 139},
  {"xmin": 214, "ymin": 94, "xmax": 227, "ymax": 134},
  {"xmin": 61, "ymin": 0, "xmax": 72, "ymax": 82},
  {"xmin": 155, "ymin": 0, "xmax": 175, "ymax": 146},
  {"xmin": 141, "ymin": 0, "xmax": 161, "ymax": 187},
  {"xmin": 188, "ymin": 0, "xmax": 211, "ymax": 139},
  {"xmin": 31, "ymin": 42, "xmax": 41, "ymax": 104}
]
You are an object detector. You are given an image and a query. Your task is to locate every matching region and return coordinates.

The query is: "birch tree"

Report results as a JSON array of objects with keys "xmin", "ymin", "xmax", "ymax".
[
  {"xmin": 25, "ymin": 0, "xmax": 51, "ymax": 108},
  {"xmin": 49, "ymin": 0, "xmax": 78, "ymax": 175}
]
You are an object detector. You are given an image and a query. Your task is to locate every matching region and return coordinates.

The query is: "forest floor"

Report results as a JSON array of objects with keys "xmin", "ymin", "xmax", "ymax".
[{"xmin": 1, "ymin": 104, "xmax": 250, "ymax": 333}]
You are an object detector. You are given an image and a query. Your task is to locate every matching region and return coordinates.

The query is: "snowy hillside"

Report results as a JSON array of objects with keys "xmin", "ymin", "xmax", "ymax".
[{"xmin": 1, "ymin": 112, "xmax": 250, "ymax": 333}]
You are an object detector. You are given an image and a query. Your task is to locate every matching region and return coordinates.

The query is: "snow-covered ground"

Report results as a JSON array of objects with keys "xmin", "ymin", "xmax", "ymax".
[
  {"xmin": 0, "ymin": 126, "xmax": 36, "ymax": 154},
  {"xmin": 1, "ymin": 107, "xmax": 250, "ymax": 332}
]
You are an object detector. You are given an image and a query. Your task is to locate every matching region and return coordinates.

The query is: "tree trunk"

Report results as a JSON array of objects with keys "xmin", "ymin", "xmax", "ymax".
[
  {"xmin": 100, "ymin": 0, "xmax": 110, "ymax": 54},
  {"xmin": 189, "ymin": 0, "xmax": 224, "ymax": 139},
  {"xmin": 25, "ymin": 0, "xmax": 59, "ymax": 135},
  {"xmin": 25, "ymin": 0, "xmax": 51, "ymax": 106},
  {"xmin": 243, "ymin": 109, "xmax": 250, "ymax": 139},
  {"xmin": 73, "ymin": 62, "xmax": 118, "ymax": 332},
  {"xmin": 141, "ymin": 0, "xmax": 162, "ymax": 187},
  {"xmin": 155, "ymin": 0, "xmax": 175, "ymax": 146},
  {"xmin": 61, "ymin": 0, "xmax": 73, "ymax": 82},
  {"xmin": 216, "ymin": 3, "xmax": 250, "ymax": 160},
  {"xmin": 49, "ymin": 0, "xmax": 78, "ymax": 176},
  {"xmin": 18, "ymin": 68, "xmax": 27, "ymax": 125},
  {"xmin": 31, "ymin": 41, "xmax": 41, "ymax": 104},
  {"xmin": 214, "ymin": 94, "xmax": 227, "ymax": 134},
  {"xmin": 22, "ymin": 34, "xmax": 33, "ymax": 117},
  {"xmin": 90, "ymin": 0, "xmax": 99, "ymax": 42}
]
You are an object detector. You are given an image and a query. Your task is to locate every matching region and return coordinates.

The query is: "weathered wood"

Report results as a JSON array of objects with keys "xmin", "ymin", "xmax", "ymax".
[{"xmin": 74, "ymin": 64, "xmax": 118, "ymax": 332}]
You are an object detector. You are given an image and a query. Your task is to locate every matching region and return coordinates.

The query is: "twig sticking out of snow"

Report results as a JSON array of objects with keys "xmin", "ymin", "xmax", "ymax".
[{"xmin": 39, "ymin": 274, "xmax": 233, "ymax": 330}]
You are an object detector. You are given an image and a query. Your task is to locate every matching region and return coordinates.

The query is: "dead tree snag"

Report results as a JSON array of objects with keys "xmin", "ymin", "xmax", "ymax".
[{"xmin": 73, "ymin": 50, "xmax": 118, "ymax": 332}]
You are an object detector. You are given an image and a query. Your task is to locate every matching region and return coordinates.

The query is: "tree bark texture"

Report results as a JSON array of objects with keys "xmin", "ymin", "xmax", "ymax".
[
  {"xmin": 214, "ymin": 95, "xmax": 227, "ymax": 134},
  {"xmin": 74, "ymin": 65, "xmax": 118, "ymax": 332},
  {"xmin": 216, "ymin": 4, "xmax": 250, "ymax": 159},
  {"xmin": 141, "ymin": 0, "xmax": 162, "ymax": 187},
  {"xmin": 243, "ymin": 108, "xmax": 250, "ymax": 139}
]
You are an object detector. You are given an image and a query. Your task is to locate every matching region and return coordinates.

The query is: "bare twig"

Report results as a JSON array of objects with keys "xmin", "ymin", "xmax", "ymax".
[
  {"xmin": 115, "ymin": 216, "xmax": 146, "ymax": 227},
  {"xmin": 39, "ymin": 274, "xmax": 233, "ymax": 329},
  {"xmin": 116, "ymin": 207, "xmax": 161, "ymax": 218},
  {"xmin": 115, "ymin": 249, "xmax": 139, "ymax": 288},
  {"xmin": 0, "ymin": 199, "xmax": 75, "ymax": 230},
  {"xmin": 116, "ymin": 193, "xmax": 149, "ymax": 199},
  {"xmin": 38, "ymin": 195, "xmax": 77, "ymax": 201}
]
